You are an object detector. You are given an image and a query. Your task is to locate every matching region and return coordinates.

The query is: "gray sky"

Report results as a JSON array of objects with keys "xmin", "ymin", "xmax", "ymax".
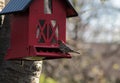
[{"xmin": 81, "ymin": 0, "xmax": 120, "ymax": 43}]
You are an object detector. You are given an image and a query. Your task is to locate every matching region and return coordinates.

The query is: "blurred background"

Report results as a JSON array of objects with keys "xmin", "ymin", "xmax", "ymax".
[
  {"xmin": 1, "ymin": 0, "xmax": 120, "ymax": 83},
  {"xmin": 40, "ymin": 0, "xmax": 120, "ymax": 83}
]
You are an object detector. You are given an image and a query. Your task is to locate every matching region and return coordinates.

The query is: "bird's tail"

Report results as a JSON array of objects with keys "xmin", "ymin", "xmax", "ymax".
[{"xmin": 73, "ymin": 51, "xmax": 80, "ymax": 54}]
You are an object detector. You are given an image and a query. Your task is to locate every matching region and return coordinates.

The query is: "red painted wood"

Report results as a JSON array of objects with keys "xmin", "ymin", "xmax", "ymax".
[
  {"xmin": 5, "ymin": 13, "xmax": 29, "ymax": 60},
  {"xmin": 5, "ymin": 0, "xmax": 72, "ymax": 60}
]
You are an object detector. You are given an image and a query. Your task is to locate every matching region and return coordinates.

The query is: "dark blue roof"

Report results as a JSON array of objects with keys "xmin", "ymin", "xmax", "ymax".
[
  {"xmin": 0, "ymin": 0, "xmax": 78, "ymax": 17},
  {"xmin": 0, "ymin": 0, "xmax": 32, "ymax": 15}
]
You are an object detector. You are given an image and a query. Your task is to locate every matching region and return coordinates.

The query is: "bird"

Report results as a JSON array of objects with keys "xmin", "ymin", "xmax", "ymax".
[{"xmin": 58, "ymin": 40, "xmax": 80, "ymax": 54}]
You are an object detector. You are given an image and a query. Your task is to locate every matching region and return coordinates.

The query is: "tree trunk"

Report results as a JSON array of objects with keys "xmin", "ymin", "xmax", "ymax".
[
  {"xmin": 0, "ymin": 15, "xmax": 42, "ymax": 83},
  {"xmin": 0, "ymin": 0, "xmax": 55, "ymax": 82}
]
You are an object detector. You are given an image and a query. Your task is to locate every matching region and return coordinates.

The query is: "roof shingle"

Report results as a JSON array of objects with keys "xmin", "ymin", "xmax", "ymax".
[
  {"xmin": 0, "ymin": 0, "xmax": 32, "ymax": 15},
  {"xmin": 0, "ymin": 0, "xmax": 78, "ymax": 17}
]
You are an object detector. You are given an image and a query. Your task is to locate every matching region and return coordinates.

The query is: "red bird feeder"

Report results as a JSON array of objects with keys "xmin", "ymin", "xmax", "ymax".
[{"xmin": 0, "ymin": 0, "xmax": 78, "ymax": 60}]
